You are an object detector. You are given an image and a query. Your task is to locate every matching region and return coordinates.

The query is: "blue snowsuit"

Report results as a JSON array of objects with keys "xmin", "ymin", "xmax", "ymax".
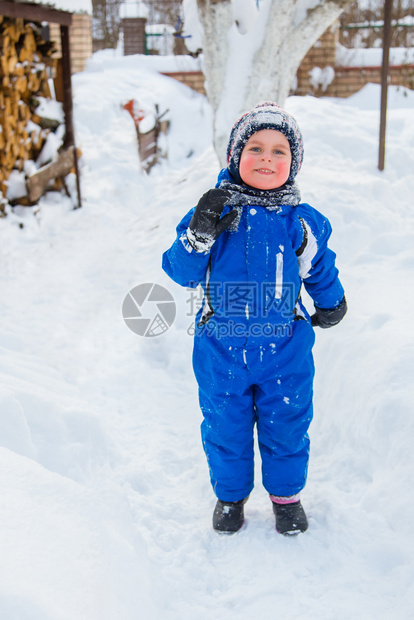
[{"xmin": 162, "ymin": 171, "xmax": 345, "ymax": 502}]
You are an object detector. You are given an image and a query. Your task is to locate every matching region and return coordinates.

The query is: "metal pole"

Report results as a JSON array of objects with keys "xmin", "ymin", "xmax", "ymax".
[{"xmin": 378, "ymin": 0, "xmax": 393, "ymax": 171}]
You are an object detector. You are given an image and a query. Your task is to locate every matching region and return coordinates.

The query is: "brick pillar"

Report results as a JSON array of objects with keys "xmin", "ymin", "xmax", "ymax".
[
  {"xmin": 70, "ymin": 14, "xmax": 93, "ymax": 73},
  {"xmin": 49, "ymin": 16, "xmax": 93, "ymax": 76},
  {"xmin": 122, "ymin": 18, "xmax": 147, "ymax": 55}
]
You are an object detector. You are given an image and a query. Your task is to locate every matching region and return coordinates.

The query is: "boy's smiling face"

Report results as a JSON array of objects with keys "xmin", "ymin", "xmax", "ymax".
[{"xmin": 239, "ymin": 129, "xmax": 292, "ymax": 190}]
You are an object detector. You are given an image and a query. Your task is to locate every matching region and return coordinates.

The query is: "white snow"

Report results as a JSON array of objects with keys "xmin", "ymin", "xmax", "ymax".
[
  {"xmin": 309, "ymin": 66, "xmax": 335, "ymax": 91},
  {"xmin": 25, "ymin": 0, "xmax": 92, "ymax": 14},
  {"xmin": 337, "ymin": 43, "xmax": 414, "ymax": 67},
  {"xmin": 36, "ymin": 126, "xmax": 65, "ymax": 167},
  {"xmin": 232, "ymin": 0, "xmax": 259, "ymax": 34},
  {"xmin": 34, "ymin": 97, "xmax": 64, "ymax": 124},
  {"xmin": 294, "ymin": 0, "xmax": 321, "ymax": 28},
  {"xmin": 0, "ymin": 52, "xmax": 414, "ymax": 619},
  {"xmin": 6, "ymin": 170, "xmax": 27, "ymax": 201}
]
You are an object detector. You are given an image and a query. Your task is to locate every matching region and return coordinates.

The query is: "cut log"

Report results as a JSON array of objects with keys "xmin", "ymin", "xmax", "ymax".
[
  {"xmin": 26, "ymin": 145, "xmax": 76, "ymax": 202},
  {"xmin": 31, "ymin": 111, "xmax": 60, "ymax": 130}
]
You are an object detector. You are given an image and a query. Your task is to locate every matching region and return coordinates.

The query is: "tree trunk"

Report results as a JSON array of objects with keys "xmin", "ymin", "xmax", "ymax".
[{"xmin": 195, "ymin": 0, "xmax": 353, "ymax": 165}]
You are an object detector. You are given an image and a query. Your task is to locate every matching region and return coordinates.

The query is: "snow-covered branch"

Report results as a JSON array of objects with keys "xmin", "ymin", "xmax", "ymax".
[
  {"xmin": 191, "ymin": 0, "xmax": 353, "ymax": 164},
  {"xmin": 196, "ymin": 0, "xmax": 233, "ymax": 113},
  {"xmin": 292, "ymin": 0, "xmax": 353, "ymax": 65}
]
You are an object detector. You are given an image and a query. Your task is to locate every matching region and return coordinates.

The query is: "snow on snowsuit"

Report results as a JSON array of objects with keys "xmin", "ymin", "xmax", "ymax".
[{"xmin": 162, "ymin": 102, "xmax": 345, "ymax": 502}]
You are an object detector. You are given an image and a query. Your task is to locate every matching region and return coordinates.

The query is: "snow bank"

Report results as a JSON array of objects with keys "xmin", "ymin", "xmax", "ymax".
[
  {"xmin": 0, "ymin": 53, "xmax": 413, "ymax": 619},
  {"xmin": 0, "ymin": 449, "xmax": 156, "ymax": 619}
]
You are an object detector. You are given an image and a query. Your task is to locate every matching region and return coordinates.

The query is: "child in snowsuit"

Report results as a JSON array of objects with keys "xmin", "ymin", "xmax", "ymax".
[{"xmin": 162, "ymin": 102, "xmax": 347, "ymax": 535}]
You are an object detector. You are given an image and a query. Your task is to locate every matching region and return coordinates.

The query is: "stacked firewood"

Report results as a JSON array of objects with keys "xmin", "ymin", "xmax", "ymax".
[{"xmin": 0, "ymin": 15, "xmax": 60, "ymax": 204}]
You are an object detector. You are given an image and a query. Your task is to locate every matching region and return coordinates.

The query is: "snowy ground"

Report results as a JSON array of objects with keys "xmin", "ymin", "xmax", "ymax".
[{"xmin": 0, "ymin": 54, "xmax": 413, "ymax": 619}]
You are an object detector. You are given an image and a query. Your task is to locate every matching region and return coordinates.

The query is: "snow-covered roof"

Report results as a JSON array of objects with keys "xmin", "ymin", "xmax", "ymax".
[{"xmin": 14, "ymin": 0, "xmax": 92, "ymax": 15}]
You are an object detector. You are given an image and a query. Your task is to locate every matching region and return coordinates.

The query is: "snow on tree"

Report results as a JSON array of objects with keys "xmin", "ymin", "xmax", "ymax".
[{"xmin": 183, "ymin": 0, "xmax": 353, "ymax": 164}]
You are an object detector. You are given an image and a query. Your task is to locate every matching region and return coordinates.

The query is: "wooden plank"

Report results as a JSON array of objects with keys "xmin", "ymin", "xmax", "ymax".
[
  {"xmin": 26, "ymin": 145, "xmax": 75, "ymax": 202},
  {"xmin": 0, "ymin": 1, "xmax": 72, "ymax": 25}
]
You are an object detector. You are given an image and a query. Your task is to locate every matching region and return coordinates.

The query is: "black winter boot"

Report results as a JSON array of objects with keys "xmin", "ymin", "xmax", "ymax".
[
  {"xmin": 212, "ymin": 498, "xmax": 247, "ymax": 534},
  {"xmin": 272, "ymin": 500, "xmax": 308, "ymax": 536}
]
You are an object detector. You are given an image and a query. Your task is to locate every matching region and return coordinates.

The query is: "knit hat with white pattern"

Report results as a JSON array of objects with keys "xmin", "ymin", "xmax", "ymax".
[{"xmin": 226, "ymin": 101, "xmax": 304, "ymax": 185}]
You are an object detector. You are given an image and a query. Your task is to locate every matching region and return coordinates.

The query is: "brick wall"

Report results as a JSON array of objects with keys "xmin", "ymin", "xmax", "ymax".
[
  {"xmin": 69, "ymin": 14, "xmax": 93, "ymax": 74},
  {"xmin": 50, "ymin": 14, "xmax": 92, "ymax": 74},
  {"xmin": 161, "ymin": 71, "xmax": 206, "ymax": 95},
  {"xmin": 324, "ymin": 64, "xmax": 414, "ymax": 97},
  {"xmin": 294, "ymin": 22, "xmax": 414, "ymax": 97}
]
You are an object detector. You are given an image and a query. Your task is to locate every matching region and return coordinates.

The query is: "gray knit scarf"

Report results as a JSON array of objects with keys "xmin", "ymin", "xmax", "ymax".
[{"xmin": 218, "ymin": 178, "xmax": 301, "ymax": 212}]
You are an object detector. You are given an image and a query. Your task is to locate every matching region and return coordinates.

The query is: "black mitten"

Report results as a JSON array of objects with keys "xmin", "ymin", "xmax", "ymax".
[
  {"xmin": 311, "ymin": 296, "xmax": 347, "ymax": 329},
  {"xmin": 187, "ymin": 189, "xmax": 237, "ymax": 252}
]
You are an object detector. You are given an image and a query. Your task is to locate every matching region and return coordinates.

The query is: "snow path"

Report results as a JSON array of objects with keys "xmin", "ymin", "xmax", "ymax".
[{"xmin": 0, "ymin": 57, "xmax": 413, "ymax": 618}]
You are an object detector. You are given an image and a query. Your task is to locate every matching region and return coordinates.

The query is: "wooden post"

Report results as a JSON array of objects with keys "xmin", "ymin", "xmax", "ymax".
[
  {"xmin": 378, "ymin": 0, "xmax": 393, "ymax": 171},
  {"xmin": 60, "ymin": 24, "xmax": 82, "ymax": 207},
  {"xmin": 60, "ymin": 24, "xmax": 74, "ymax": 147}
]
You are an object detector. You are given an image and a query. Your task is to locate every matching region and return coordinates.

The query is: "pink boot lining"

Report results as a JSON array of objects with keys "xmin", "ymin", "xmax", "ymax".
[{"xmin": 270, "ymin": 493, "xmax": 301, "ymax": 505}]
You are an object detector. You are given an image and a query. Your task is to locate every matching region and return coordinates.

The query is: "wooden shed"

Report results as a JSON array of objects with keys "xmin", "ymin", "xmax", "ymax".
[{"xmin": 0, "ymin": 0, "xmax": 91, "ymax": 210}]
